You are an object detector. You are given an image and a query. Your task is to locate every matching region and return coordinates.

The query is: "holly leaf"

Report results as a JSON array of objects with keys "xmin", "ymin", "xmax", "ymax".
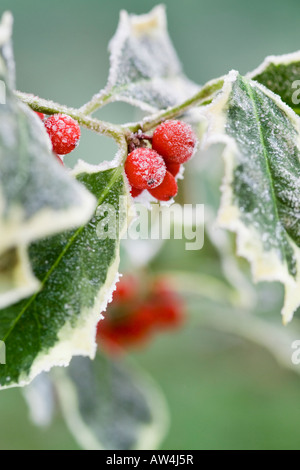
[
  {"xmin": 93, "ymin": 5, "xmax": 199, "ymax": 113},
  {"xmin": 202, "ymin": 71, "xmax": 300, "ymax": 324},
  {"xmin": 0, "ymin": 160, "xmax": 131, "ymax": 389},
  {"xmin": 54, "ymin": 354, "xmax": 169, "ymax": 450},
  {"xmin": 0, "ymin": 12, "xmax": 96, "ymax": 307},
  {"xmin": 248, "ymin": 51, "xmax": 300, "ymax": 113}
]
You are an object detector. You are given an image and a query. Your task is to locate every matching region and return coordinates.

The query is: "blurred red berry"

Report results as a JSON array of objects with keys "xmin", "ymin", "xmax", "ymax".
[
  {"xmin": 97, "ymin": 275, "xmax": 186, "ymax": 354},
  {"xmin": 112, "ymin": 275, "xmax": 138, "ymax": 304},
  {"xmin": 151, "ymin": 280, "xmax": 185, "ymax": 329}
]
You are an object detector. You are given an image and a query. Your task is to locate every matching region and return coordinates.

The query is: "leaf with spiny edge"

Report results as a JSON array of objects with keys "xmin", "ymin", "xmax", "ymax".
[
  {"xmin": 0, "ymin": 11, "xmax": 97, "ymax": 308},
  {"xmin": 0, "ymin": 160, "xmax": 131, "ymax": 389},
  {"xmin": 249, "ymin": 51, "xmax": 300, "ymax": 114},
  {"xmin": 202, "ymin": 70, "xmax": 300, "ymax": 324},
  {"xmin": 93, "ymin": 5, "xmax": 199, "ymax": 113}
]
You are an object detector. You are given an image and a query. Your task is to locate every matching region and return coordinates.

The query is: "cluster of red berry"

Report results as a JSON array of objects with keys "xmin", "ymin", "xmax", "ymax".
[
  {"xmin": 35, "ymin": 111, "xmax": 81, "ymax": 164},
  {"xmin": 97, "ymin": 275, "xmax": 185, "ymax": 354},
  {"xmin": 125, "ymin": 120, "xmax": 198, "ymax": 201}
]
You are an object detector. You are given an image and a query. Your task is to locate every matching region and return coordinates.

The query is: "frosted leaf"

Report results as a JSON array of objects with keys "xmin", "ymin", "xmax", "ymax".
[
  {"xmin": 55, "ymin": 354, "xmax": 169, "ymax": 450},
  {"xmin": 248, "ymin": 50, "xmax": 300, "ymax": 113},
  {"xmin": 93, "ymin": 5, "xmax": 199, "ymax": 113},
  {"xmin": 202, "ymin": 71, "xmax": 300, "ymax": 324},
  {"xmin": 0, "ymin": 161, "xmax": 131, "ymax": 389},
  {"xmin": 0, "ymin": 12, "xmax": 96, "ymax": 307}
]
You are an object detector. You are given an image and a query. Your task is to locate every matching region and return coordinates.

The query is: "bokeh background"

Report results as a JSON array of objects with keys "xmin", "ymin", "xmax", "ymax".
[{"xmin": 1, "ymin": 0, "xmax": 300, "ymax": 450}]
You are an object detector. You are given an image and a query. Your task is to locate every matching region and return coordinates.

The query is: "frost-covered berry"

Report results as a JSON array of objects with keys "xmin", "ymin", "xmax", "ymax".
[
  {"xmin": 152, "ymin": 120, "xmax": 197, "ymax": 164},
  {"xmin": 125, "ymin": 148, "xmax": 166, "ymax": 190},
  {"xmin": 35, "ymin": 111, "xmax": 45, "ymax": 121},
  {"xmin": 166, "ymin": 161, "xmax": 181, "ymax": 177},
  {"xmin": 45, "ymin": 114, "xmax": 81, "ymax": 155},
  {"xmin": 130, "ymin": 186, "xmax": 143, "ymax": 198},
  {"xmin": 149, "ymin": 171, "xmax": 178, "ymax": 201}
]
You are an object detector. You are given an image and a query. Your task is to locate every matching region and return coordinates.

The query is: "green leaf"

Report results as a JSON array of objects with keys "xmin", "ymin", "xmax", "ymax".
[
  {"xmin": 0, "ymin": 161, "xmax": 130, "ymax": 389},
  {"xmin": 0, "ymin": 12, "xmax": 97, "ymax": 307},
  {"xmin": 96, "ymin": 5, "xmax": 199, "ymax": 113},
  {"xmin": 203, "ymin": 71, "xmax": 300, "ymax": 324},
  {"xmin": 54, "ymin": 353, "xmax": 169, "ymax": 450},
  {"xmin": 248, "ymin": 51, "xmax": 300, "ymax": 113}
]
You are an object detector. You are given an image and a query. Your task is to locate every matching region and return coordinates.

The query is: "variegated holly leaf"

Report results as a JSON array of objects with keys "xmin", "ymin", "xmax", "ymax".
[
  {"xmin": 54, "ymin": 354, "xmax": 169, "ymax": 450},
  {"xmin": 248, "ymin": 51, "xmax": 300, "ymax": 113},
  {"xmin": 87, "ymin": 5, "xmax": 199, "ymax": 113},
  {"xmin": 0, "ymin": 161, "xmax": 131, "ymax": 389},
  {"xmin": 0, "ymin": 12, "xmax": 96, "ymax": 308},
  {"xmin": 202, "ymin": 71, "xmax": 300, "ymax": 324}
]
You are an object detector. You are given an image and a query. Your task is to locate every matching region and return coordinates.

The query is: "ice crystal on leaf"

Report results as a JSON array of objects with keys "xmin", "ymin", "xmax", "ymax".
[
  {"xmin": 93, "ymin": 5, "xmax": 199, "ymax": 113},
  {"xmin": 0, "ymin": 161, "xmax": 131, "ymax": 389}
]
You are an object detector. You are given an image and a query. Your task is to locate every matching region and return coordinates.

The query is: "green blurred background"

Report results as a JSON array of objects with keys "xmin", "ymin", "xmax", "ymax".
[{"xmin": 1, "ymin": 0, "xmax": 300, "ymax": 450}]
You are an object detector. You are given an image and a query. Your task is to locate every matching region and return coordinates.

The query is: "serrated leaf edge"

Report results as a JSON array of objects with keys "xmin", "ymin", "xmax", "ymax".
[
  {"xmin": 202, "ymin": 70, "xmax": 300, "ymax": 324},
  {"xmin": 247, "ymin": 50, "xmax": 300, "ymax": 80},
  {"xmin": 99, "ymin": 5, "xmax": 197, "ymax": 114},
  {"xmin": 1, "ymin": 159, "xmax": 130, "ymax": 390}
]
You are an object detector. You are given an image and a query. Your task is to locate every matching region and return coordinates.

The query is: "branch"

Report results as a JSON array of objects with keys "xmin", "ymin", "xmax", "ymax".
[
  {"xmin": 15, "ymin": 91, "xmax": 123, "ymax": 142},
  {"xmin": 123, "ymin": 77, "xmax": 224, "ymax": 134},
  {"xmin": 15, "ymin": 77, "xmax": 224, "ymax": 147},
  {"xmin": 79, "ymin": 89, "xmax": 114, "ymax": 115}
]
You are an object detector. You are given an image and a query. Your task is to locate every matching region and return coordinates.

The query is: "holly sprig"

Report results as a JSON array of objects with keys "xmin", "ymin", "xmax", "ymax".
[
  {"xmin": 16, "ymin": 77, "xmax": 223, "ymax": 149},
  {"xmin": 1, "ymin": 2, "xmax": 300, "ymax": 398}
]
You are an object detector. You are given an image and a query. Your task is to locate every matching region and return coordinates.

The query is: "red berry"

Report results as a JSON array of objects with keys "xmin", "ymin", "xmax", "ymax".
[
  {"xmin": 152, "ymin": 120, "xmax": 197, "ymax": 164},
  {"xmin": 130, "ymin": 186, "xmax": 143, "ymax": 198},
  {"xmin": 166, "ymin": 161, "xmax": 181, "ymax": 177},
  {"xmin": 35, "ymin": 111, "xmax": 45, "ymax": 121},
  {"xmin": 45, "ymin": 114, "xmax": 81, "ymax": 155},
  {"xmin": 125, "ymin": 148, "xmax": 166, "ymax": 190},
  {"xmin": 148, "ymin": 171, "xmax": 178, "ymax": 201}
]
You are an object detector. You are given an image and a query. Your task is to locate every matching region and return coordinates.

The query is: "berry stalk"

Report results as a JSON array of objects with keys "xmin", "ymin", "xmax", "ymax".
[
  {"xmin": 15, "ymin": 77, "xmax": 224, "ymax": 146},
  {"xmin": 15, "ymin": 91, "xmax": 123, "ymax": 143},
  {"xmin": 124, "ymin": 77, "xmax": 224, "ymax": 134}
]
